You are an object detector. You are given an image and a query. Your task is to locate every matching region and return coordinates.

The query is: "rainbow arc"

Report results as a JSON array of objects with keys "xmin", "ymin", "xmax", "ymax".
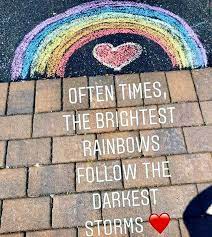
[{"xmin": 11, "ymin": 0, "xmax": 207, "ymax": 80}]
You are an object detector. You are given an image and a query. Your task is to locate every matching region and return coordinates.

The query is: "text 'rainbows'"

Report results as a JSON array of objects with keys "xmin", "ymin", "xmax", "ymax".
[{"xmin": 11, "ymin": 0, "xmax": 207, "ymax": 80}]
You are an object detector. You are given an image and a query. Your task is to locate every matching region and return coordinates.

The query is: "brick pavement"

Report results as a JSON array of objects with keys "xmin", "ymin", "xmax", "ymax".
[{"xmin": 0, "ymin": 68, "xmax": 211, "ymax": 236}]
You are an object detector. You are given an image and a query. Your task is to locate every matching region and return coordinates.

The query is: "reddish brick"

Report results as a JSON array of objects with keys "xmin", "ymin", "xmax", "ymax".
[
  {"xmin": 160, "ymin": 102, "xmax": 203, "ymax": 127},
  {"xmin": 140, "ymin": 72, "xmax": 170, "ymax": 105},
  {"xmin": 102, "ymin": 189, "xmax": 151, "ymax": 221},
  {"xmin": 0, "ymin": 83, "xmax": 8, "ymax": 115},
  {"xmin": 197, "ymin": 183, "xmax": 212, "ymax": 193},
  {"xmin": 0, "ymin": 141, "xmax": 6, "ymax": 168},
  {"xmin": 151, "ymin": 185, "xmax": 197, "ymax": 218},
  {"xmin": 52, "ymin": 193, "xmax": 101, "ymax": 228},
  {"xmin": 0, "ymin": 197, "xmax": 50, "ymax": 233},
  {"xmin": 53, "ymin": 134, "xmax": 96, "ymax": 163},
  {"xmin": 166, "ymin": 71, "xmax": 197, "ymax": 102},
  {"xmin": 0, "ymin": 168, "xmax": 26, "ymax": 199},
  {"xmin": 28, "ymin": 164, "xmax": 75, "ymax": 197},
  {"xmin": 97, "ymin": 131, "xmax": 141, "ymax": 160},
  {"xmin": 118, "ymin": 106, "xmax": 160, "ymax": 131},
  {"xmin": 115, "ymin": 74, "xmax": 143, "ymax": 107},
  {"xmin": 122, "ymin": 157, "xmax": 170, "ymax": 189},
  {"xmin": 0, "ymin": 234, "xmax": 24, "ymax": 237},
  {"xmin": 63, "ymin": 77, "xmax": 88, "ymax": 111},
  {"xmin": 192, "ymin": 68, "xmax": 212, "ymax": 101},
  {"xmin": 0, "ymin": 115, "xmax": 32, "ymax": 140},
  {"xmin": 35, "ymin": 79, "xmax": 61, "ymax": 113},
  {"xmin": 76, "ymin": 109, "xmax": 117, "ymax": 134},
  {"xmin": 89, "ymin": 75, "xmax": 116, "ymax": 109},
  {"xmin": 140, "ymin": 128, "xmax": 186, "ymax": 157},
  {"xmin": 168, "ymin": 153, "xmax": 212, "ymax": 184},
  {"xmin": 33, "ymin": 112, "xmax": 74, "ymax": 137},
  {"xmin": 131, "ymin": 220, "xmax": 181, "ymax": 237},
  {"xmin": 7, "ymin": 138, "xmax": 51, "ymax": 167},
  {"xmin": 200, "ymin": 101, "xmax": 212, "ymax": 124},
  {"xmin": 26, "ymin": 229, "xmax": 76, "ymax": 237},
  {"xmin": 184, "ymin": 126, "xmax": 212, "ymax": 153},
  {"xmin": 79, "ymin": 226, "xmax": 128, "ymax": 237},
  {"xmin": 76, "ymin": 160, "xmax": 123, "ymax": 192},
  {"xmin": 7, "ymin": 81, "xmax": 34, "ymax": 115}
]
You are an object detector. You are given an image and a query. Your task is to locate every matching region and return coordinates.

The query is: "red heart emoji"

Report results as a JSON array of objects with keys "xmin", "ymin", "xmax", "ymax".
[
  {"xmin": 93, "ymin": 43, "xmax": 142, "ymax": 71},
  {"xmin": 149, "ymin": 213, "xmax": 170, "ymax": 234}
]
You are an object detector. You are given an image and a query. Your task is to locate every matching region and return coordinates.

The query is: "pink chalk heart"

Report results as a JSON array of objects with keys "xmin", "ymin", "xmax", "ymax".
[{"xmin": 93, "ymin": 43, "xmax": 142, "ymax": 71}]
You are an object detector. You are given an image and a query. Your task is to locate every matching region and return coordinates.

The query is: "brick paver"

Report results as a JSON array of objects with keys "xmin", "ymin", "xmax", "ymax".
[
  {"xmin": 97, "ymin": 131, "xmax": 141, "ymax": 160},
  {"xmin": 0, "ymin": 115, "xmax": 32, "ymax": 140},
  {"xmin": 52, "ymin": 193, "xmax": 101, "ymax": 228},
  {"xmin": 101, "ymin": 189, "xmax": 151, "ymax": 221},
  {"xmin": 79, "ymin": 226, "xmax": 128, "ymax": 237},
  {"xmin": 168, "ymin": 153, "xmax": 212, "ymax": 184},
  {"xmin": 0, "ymin": 234, "xmax": 24, "ymax": 237},
  {"xmin": 184, "ymin": 126, "xmax": 212, "ymax": 152},
  {"xmin": 179, "ymin": 219, "xmax": 190, "ymax": 237},
  {"xmin": 89, "ymin": 75, "xmax": 116, "ymax": 109},
  {"xmin": 26, "ymin": 229, "xmax": 76, "ymax": 237},
  {"xmin": 35, "ymin": 79, "xmax": 61, "ymax": 113},
  {"xmin": 0, "ymin": 141, "xmax": 6, "ymax": 168},
  {"xmin": 76, "ymin": 160, "xmax": 123, "ymax": 192},
  {"xmin": 53, "ymin": 134, "xmax": 96, "ymax": 163},
  {"xmin": 160, "ymin": 102, "xmax": 203, "ymax": 127},
  {"xmin": 140, "ymin": 128, "xmax": 186, "ymax": 156},
  {"xmin": 131, "ymin": 220, "xmax": 181, "ymax": 237},
  {"xmin": 7, "ymin": 138, "xmax": 51, "ymax": 167},
  {"xmin": 115, "ymin": 74, "xmax": 143, "ymax": 107},
  {"xmin": 197, "ymin": 183, "xmax": 212, "ymax": 193},
  {"xmin": 33, "ymin": 111, "xmax": 74, "ymax": 137},
  {"xmin": 63, "ymin": 77, "xmax": 89, "ymax": 111},
  {"xmin": 151, "ymin": 185, "xmax": 197, "ymax": 219},
  {"xmin": 28, "ymin": 164, "xmax": 75, "ymax": 196},
  {"xmin": 0, "ymin": 197, "xmax": 50, "ymax": 233},
  {"xmin": 118, "ymin": 106, "xmax": 161, "ymax": 131},
  {"xmin": 7, "ymin": 81, "xmax": 34, "ymax": 115},
  {"xmin": 0, "ymin": 68, "xmax": 211, "ymax": 236},
  {"xmin": 0, "ymin": 83, "xmax": 8, "ymax": 115},
  {"xmin": 76, "ymin": 109, "xmax": 117, "ymax": 134},
  {"xmin": 192, "ymin": 68, "xmax": 212, "ymax": 101},
  {"xmin": 140, "ymin": 72, "xmax": 170, "ymax": 105},
  {"xmin": 0, "ymin": 168, "xmax": 26, "ymax": 199},
  {"xmin": 200, "ymin": 101, "xmax": 212, "ymax": 124},
  {"xmin": 122, "ymin": 157, "xmax": 170, "ymax": 188},
  {"xmin": 166, "ymin": 71, "xmax": 197, "ymax": 102}
]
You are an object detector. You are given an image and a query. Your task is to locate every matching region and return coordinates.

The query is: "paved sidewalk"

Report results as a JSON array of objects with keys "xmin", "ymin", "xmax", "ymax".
[{"xmin": 0, "ymin": 68, "xmax": 211, "ymax": 236}]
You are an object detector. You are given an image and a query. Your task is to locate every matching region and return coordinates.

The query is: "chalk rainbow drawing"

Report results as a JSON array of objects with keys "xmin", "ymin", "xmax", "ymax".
[{"xmin": 11, "ymin": 0, "xmax": 207, "ymax": 80}]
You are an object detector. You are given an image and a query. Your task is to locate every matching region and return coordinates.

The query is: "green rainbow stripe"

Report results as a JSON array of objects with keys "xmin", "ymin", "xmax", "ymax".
[{"xmin": 11, "ymin": 0, "xmax": 207, "ymax": 80}]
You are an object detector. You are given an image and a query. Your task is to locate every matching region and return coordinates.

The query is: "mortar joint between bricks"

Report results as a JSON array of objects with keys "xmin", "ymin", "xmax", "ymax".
[
  {"xmin": 50, "ymin": 137, "xmax": 53, "ymax": 163},
  {"xmin": 26, "ymin": 167, "xmax": 29, "ymax": 197},
  {"xmin": 3, "ymin": 140, "xmax": 9, "ymax": 168},
  {"xmin": 61, "ymin": 77, "xmax": 64, "ymax": 111},
  {"xmin": 0, "ymin": 198, "xmax": 3, "ymax": 227},
  {"xmin": 30, "ymin": 80, "xmax": 37, "ymax": 137},
  {"xmin": 189, "ymin": 71, "xmax": 206, "ymax": 126},
  {"xmin": 50, "ymin": 196, "xmax": 53, "ymax": 227},
  {"xmin": 164, "ymin": 72, "xmax": 172, "ymax": 103},
  {"xmin": 113, "ymin": 75, "xmax": 118, "ymax": 108},
  {"xmin": 165, "ymin": 155, "xmax": 172, "ymax": 185},
  {"xmin": 5, "ymin": 81, "xmax": 10, "ymax": 115},
  {"xmin": 74, "ymin": 162, "xmax": 77, "ymax": 192},
  {"xmin": 138, "ymin": 73, "xmax": 145, "ymax": 106},
  {"xmin": 120, "ymin": 159, "xmax": 126, "ymax": 189},
  {"xmin": 87, "ymin": 76, "xmax": 91, "ymax": 108}
]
